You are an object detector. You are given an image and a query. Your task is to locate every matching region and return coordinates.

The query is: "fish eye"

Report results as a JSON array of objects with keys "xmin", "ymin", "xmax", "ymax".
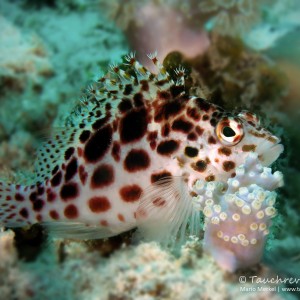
[
  {"xmin": 222, "ymin": 126, "xmax": 236, "ymax": 137},
  {"xmin": 216, "ymin": 118, "xmax": 244, "ymax": 146}
]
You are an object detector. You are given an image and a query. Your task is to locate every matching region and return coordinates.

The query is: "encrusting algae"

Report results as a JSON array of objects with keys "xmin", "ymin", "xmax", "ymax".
[{"xmin": 0, "ymin": 52, "xmax": 284, "ymax": 271}]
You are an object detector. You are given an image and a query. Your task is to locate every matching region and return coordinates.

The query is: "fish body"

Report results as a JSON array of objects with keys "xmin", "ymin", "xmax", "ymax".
[{"xmin": 0, "ymin": 53, "xmax": 283, "ymax": 241}]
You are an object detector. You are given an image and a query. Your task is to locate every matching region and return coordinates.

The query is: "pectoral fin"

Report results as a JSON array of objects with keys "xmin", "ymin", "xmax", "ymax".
[{"xmin": 135, "ymin": 176, "xmax": 200, "ymax": 247}]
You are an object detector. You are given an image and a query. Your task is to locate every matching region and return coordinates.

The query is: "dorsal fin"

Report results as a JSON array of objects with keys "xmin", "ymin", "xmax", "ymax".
[
  {"xmin": 34, "ymin": 53, "xmax": 187, "ymax": 183},
  {"xmin": 33, "ymin": 128, "xmax": 76, "ymax": 182},
  {"xmin": 71, "ymin": 52, "xmax": 186, "ymax": 115}
]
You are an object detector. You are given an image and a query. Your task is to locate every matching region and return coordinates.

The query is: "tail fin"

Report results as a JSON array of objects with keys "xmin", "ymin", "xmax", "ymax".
[{"xmin": 0, "ymin": 181, "xmax": 36, "ymax": 227}]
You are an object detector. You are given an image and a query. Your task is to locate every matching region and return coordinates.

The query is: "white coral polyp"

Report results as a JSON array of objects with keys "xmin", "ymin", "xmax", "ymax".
[{"xmin": 192, "ymin": 154, "xmax": 283, "ymax": 272}]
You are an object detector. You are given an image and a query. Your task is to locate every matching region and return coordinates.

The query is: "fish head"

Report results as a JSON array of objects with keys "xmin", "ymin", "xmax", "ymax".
[{"xmin": 185, "ymin": 105, "xmax": 283, "ymax": 183}]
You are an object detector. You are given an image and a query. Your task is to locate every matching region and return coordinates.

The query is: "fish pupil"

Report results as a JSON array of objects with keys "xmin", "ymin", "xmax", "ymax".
[{"xmin": 223, "ymin": 126, "xmax": 236, "ymax": 137}]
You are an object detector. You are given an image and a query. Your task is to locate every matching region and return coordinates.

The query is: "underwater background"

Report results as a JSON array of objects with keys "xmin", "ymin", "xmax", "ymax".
[{"xmin": 0, "ymin": 0, "xmax": 299, "ymax": 299}]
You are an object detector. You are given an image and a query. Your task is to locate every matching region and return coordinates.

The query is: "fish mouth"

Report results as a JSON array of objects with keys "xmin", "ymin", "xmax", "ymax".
[{"xmin": 257, "ymin": 141, "xmax": 284, "ymax": 167}]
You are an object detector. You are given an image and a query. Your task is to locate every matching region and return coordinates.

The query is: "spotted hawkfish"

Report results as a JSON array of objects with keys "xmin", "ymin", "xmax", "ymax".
[{"xmin": 0, "ymin": 53, "xmax": 283, "ymax": 243}]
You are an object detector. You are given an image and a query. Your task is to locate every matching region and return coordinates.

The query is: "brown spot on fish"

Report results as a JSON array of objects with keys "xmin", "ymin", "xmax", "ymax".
[
  {"xmin": 78, "ymin": 165, "xmax": 88, "ymax": 185},
  {"xmin": 208, "ymin": 136, "xmax": 217, "ymax": 144},
  {"xmin": 187, "ymin": 107, "xmax": 200, "ymax": 121},
  {"xmin": 49, "ymin": 210, "xmax": 59, "ymax": 220},
  {"xmin": 205, "ymin": 175, "xmax": 215, "ymax": 182},
  {"xmin": 187, "ymin": 132, "xmax": 197, "ymax": 141},
  {"xmin": 218, "ymin": 147, "xmax": 232, "ymax": 156},
  {"xmin": 15, "ymin": 193, "xmax": 24, "ymax": 202},
  {"xmin": 111, "ymin": 142, "xmax": 121, "ymax": 162},
  {"xmin": 118, "ymin": 213, "xmax": 125, "ymax": 222},
  {"xmin": 157, "ymin": 140, "xmax": 179, "ymax": 156},
  {"xmin": 51, "ymin": 166, "xmax": 59, "ymax": 175},
  {"xmin": 65, "ymin": 158, "xmax": 78, "ymax": 182},
  {"xmin": 92, "ymin": 116, "xmax": 109, "ymax": 130},
  {"xmin": 19, "ymin": 208, "xmax": 28, "ymax": 218},
  {"xmin": 100, "ymin": 220, "xmax": 108, "ymax": 227},
  {"xmin": 195, "ymin": 98, "xmax": 211, "ymax": 112},
  {"xmin": 154, "ymin": 101, "xmax": 183, "ymax": 122},
  {"xmin": 249, "ymin": 130, "xmax": 266, "ymax": 139},
  {"xmin": 151, "ymin": 171, "xmax": 172, "ymax": 183},
  {"xmin": 60, "ymin": 183, "xmax": 78, "ymax": 201},
  {"xmin": 133, "ymin": 93, "xmax": 144, "ymax": 107},
  {"xmin": 46, "ymin": 189, "xmax": 56, "ymax": 202},
  {"xmin": 84, "ymin": 125, "xmax": 112, "ymax": 163},
  {"xmin": 177, "ymin": 156, "xmax": 186, "ymax": 168},
  {"xmin": 64, "ymin": 204, "xmax": 78, "ymax": 219},
  {"xmin": 79, "ymin": 130, "xmax": 90, "ymax": 143},
  {"xmin": 210, "ymin": 118, "xmax": 218, "ymax": 127},
  {"xmin": 119, "ymin": 185, "xmax": 142, "ymax": 202},
  {"xmin": 184, "ymin": 146, "xmax": 199, "ymax": 158},
  {"xmin": 161, "ymin": 124, "xmax": 170, "ymax": 137},
  {"xmin": 170, "ymin": 84, "xmax": 185, "ymax": 98},
  {"xmin": 64, "ymin": 147, "xmax": 74, "ymax": 160},
  {"xmin": 123, "ymin": 84, "xmax": 133, "ymax": 95},
  {"xmin": 191, "ymin": 160, "xmax": 207, "ymax": 172},
  {"xmin": 124, "ymin": 149, "xmax": 150, "ymax": 172},
  {"xmin": 223, "ymin": 161, "xmax": 236, "ymax": 172},
  {"xmin": 140, "ymin": 80, "xmax": 149, "ymax": 92},
  {"xmin": 190, "ymin": 191, "xmax": 198, "ymax": 197},
  {"xmin": 172, "ymin": 118, "xmax": 193, "ymax": 133},
  {"xmin": 267, "ymin": 136, "xmax": 278, "ymax": 144},
  {"xmin": 147, "ymin": 131, "xmax": 158, "ymax": 142},
  {"xmin": 77, "ymin": 147, "xmax": 83, "ymax": 157},
  {"xmin": 152, "ymin": 197, "xmax": 166, "ymax": 207},
  {"xmin": 202, "ymin": 115, "xmax": 209, "ymax": 121},
  {"xmin": 88, "ymin": 196, "xmax": 111, "ymax": 213},
  {"xmin": 242, "ymin": 144, "xmax": 257, "ymax": 152},
  {"xmin": 51, "ymin": 171, "xmax": 62, "ymax": 187},
  {"xmin": 157, "ymin": 90, "xmax": 171, "ymax": 100},
  {"xmin": 195, "ymin": 126, "xmax": 204, "ymax": 136},
  {"xmin": 150, "ymin": 140, "xmax": 156, "ymax": 150},
  {"xmin": 36, "ymin": 214, "xmax": 42, "ymax": 222},
  {"xmin": 156, "ymin": 79, "xmax": 169, "ymax": 86},
  {"xmin": 29, "ymin": 192, "xmax": 37, "ymax": 202},
  {"xmin": 91, "ymin": 164, "xmax": 114, "ymax": 189},
  {"xmin": 120, "ymin": 108, "xmax": 148, "ymax": 143},
  {"xmin": 33, "ymin": 199, "xmax": 44, "ymax": 212},
  {"xmin": 118, "ymin": 98, "xmax": 132, "ymax": 113}
]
